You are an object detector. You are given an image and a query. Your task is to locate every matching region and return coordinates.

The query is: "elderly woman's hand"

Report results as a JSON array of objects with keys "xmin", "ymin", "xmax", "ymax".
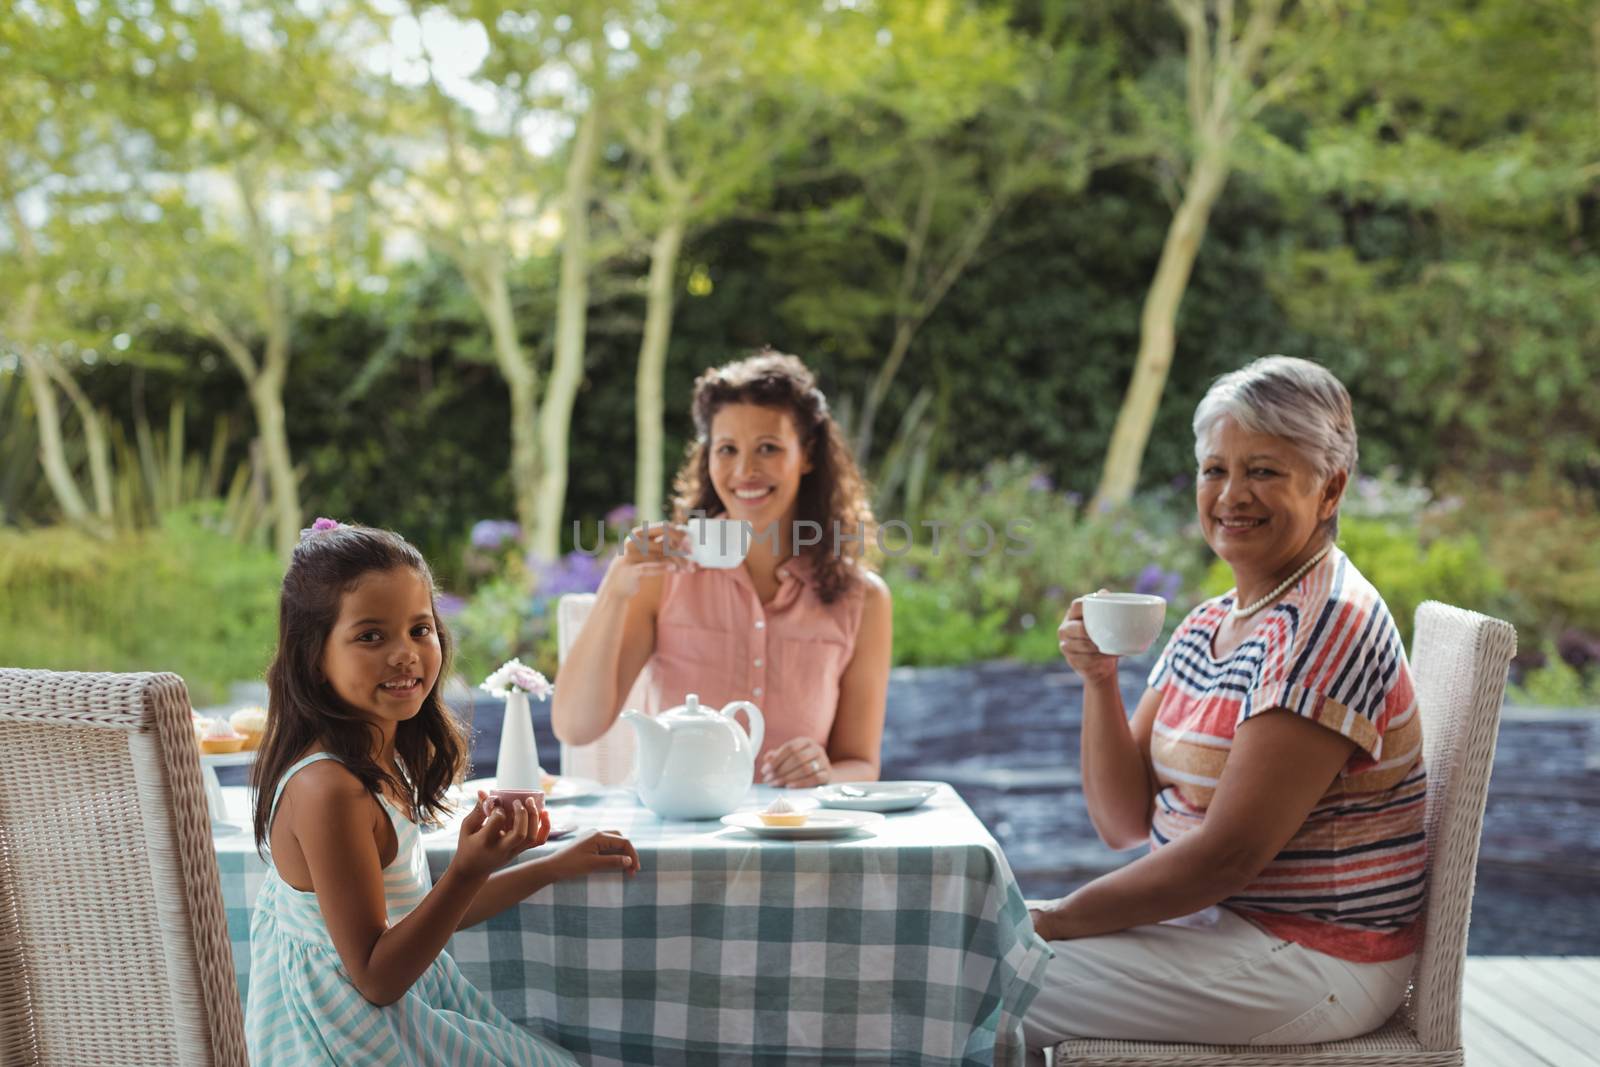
[{"xmin": 1059, "ymin": 593, "xmax": 1121, "ymax": 686}]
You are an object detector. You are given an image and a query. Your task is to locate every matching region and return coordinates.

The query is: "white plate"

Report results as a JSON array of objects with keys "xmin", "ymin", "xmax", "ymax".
[
  {"xmin": 720, "ymin": 809, "xmax": 884, "ymax": 840},
  {"xmin": 813, "ymin": 781, "xmax": 939, "ymax": 813},
  {"xmin": 199, "ymin": 749, "xmax": 258, "ymax": 768}
]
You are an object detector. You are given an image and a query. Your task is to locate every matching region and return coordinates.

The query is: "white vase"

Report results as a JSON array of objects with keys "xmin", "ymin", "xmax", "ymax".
[{"xmin": 495, "ymin": 690, "xmax": 544, "ymax": 790}]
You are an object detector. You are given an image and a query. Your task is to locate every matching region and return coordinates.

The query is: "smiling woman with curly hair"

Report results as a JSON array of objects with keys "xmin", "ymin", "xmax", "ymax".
[{"xmin": 552, "ymin": 349, "xmax": 893, "ymax": 788}]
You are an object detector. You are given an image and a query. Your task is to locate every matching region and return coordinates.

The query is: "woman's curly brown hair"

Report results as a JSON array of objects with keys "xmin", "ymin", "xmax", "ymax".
[{"xmin": 671, "ymin": 349, "xmax": 876, "ymax": 603}]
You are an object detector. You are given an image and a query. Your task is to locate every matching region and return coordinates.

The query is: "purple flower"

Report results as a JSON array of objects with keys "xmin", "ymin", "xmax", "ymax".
[
  {"xmin": 531, "ymin": 551, "xmax": 607, "ymax": 598},
  {"xmin": 1134, "ymin": 564, "xmax": 1184, "ymax": 604},
  {"xmin": 312, "ymin": 517, "xmax": 340, "ymax": 531},
  {"xmin": 1064, "ymin": 491, "xmax": 1083, "ymax": 509},
  {"xmin": 435, "ymin": 592, "xmax": 466, "ymax": 618},
  {"xmin": 470, "ymin": 519, "xmax": 522, "ymax": 551},
  {"xmin": 1028, "ymin": 472, "xmax": 1054, "ymax": 493},
  {"xmin": 605, "ymin": 503, "xmax": 638, "ymax": 529}
]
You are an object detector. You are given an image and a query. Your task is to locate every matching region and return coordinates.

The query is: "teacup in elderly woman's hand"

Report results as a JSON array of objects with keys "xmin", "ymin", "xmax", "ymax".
[{"xmin": 1081, "ymin": 592, "xmax": 1166, "ymax": 657}]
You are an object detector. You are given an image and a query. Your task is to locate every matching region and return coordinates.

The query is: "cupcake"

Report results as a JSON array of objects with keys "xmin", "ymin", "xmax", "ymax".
[
  {"xmin": 758, "ymin": 795, "xmax": 809, "ymax": 827},
  {"xmin": 199, "ymin": 717, "xmax": 247, "ymax": 754},
  {"xmin": 229, "ymin": 706, "xmax": 268, "ymax": 751}
]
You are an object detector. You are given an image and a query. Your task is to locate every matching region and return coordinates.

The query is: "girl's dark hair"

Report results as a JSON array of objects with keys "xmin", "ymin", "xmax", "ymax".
[
  {"xmin": 251, "ymin": 523, "xmax": 468, "ymax": 853},
  {"xmin": 672, "ymin": 349, "xmax": 876, "ymax": 603}
]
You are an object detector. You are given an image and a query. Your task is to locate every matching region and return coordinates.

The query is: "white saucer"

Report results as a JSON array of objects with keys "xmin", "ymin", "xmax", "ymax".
[
  {"xmin": 813, "ymin": 781, "xmax": 939, "ymax": 813},
  {"xmin": 459, "ymin": 776, "xmax": 604, "ymax": 805},
  {"xmin": 720, "ymin": 809, "xmax": 884, "ymax": 840}
]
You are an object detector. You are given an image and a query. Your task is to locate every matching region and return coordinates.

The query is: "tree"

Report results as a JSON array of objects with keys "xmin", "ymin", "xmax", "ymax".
[
  {"xmin": 1265, "ymin": 0, "xmax": 1600, "ymax": 484},
  {"xmin": 1091, "ymin": 0, "xmax": 1336, "ymax": 510},
  {"xmin": 107, "ymin": 1, "xmax": 375, "ymax": 558},
  {"xmin": 0, "ymin": 0, "xmax": 182, "ymax": 535},
  {"xmin": 758, "ymin": 0, "xmax": 1117, "ymax": 474},
  {"xmin": 609, "ymin": 0, "xmax": 825, "ymax": 519}
]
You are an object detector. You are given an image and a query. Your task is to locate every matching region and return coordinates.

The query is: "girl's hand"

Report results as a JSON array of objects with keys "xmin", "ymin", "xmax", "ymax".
[
  {"xmin": 1059, "ymin": 592, "xmax": 1120, "ymax": 686},
  {"xmin": 547, "ymin": 829, "xmax": 640, "ymax": 880},
  {"xmin": 454, "ymin": 792, "xmax": 550, "ymax": 880},
  {"xmin": 597, "ymin": 523, "xmax": 695, "ymax": 601},
  {"xmin": 760, "ymin": 737, "xmax": 831, "ymax": 788}
]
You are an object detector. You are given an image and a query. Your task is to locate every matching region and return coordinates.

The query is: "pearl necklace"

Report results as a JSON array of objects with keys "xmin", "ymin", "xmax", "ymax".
[{"xmin": 1230, "ymin": 542, "xmax": 1332, "ymax": 619}]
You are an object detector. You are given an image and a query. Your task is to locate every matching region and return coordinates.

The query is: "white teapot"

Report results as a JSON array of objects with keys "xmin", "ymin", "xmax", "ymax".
[{"xmin": 622, "ymin": 694, "xmax": 765, "ymax": 819}]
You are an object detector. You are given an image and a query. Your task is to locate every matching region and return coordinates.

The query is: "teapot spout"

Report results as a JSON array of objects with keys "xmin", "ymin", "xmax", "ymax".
[{"xmin": 621, "ymin": 709, "xmax": 667, "ymax": 791}]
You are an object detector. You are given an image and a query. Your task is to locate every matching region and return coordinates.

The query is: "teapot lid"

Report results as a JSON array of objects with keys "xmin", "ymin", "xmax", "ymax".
[{"xmin": 665, "ymin": 693, "xmax": 712, "ymax": 717}]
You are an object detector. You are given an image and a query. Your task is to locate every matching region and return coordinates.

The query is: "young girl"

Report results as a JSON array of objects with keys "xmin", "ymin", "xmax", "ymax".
[
  {"xmin": 551, "ymin": 349, "xmax": 893, "ymax": 788},
  {"xmin": 246, "ymin": 520, "xmax": 639, "ymax": 1066}
]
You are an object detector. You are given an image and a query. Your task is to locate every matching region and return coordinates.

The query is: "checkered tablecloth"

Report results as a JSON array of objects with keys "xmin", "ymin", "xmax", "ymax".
[{"xmin": 212, "ymin": 782, "xmax": 1052, "ymax": 1065}]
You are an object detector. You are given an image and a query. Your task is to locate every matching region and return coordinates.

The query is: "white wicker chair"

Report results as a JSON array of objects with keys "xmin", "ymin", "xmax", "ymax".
[
  {"xmin": 555, "ymin": 593, "xmax": 636, "ymax": 785},
  {"xmin": 1052, "ymin": 600, "xmax": 1517, "ymax": 1067},
  {"xmin": 0, "ymin": 668, "xmax": 247, "ymax": 1067}
]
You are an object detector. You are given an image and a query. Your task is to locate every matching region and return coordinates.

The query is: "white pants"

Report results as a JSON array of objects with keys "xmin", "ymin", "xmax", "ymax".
[{"xmin": 1023, "ymin": 906, "xmax": 1415, "ymax": 1060}]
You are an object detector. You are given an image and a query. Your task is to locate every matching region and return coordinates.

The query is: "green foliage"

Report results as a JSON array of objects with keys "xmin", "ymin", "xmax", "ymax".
[
  {"xmin": 0, "ymin": 506, "xmax": 281, "ymax": 704},
  {"xmin": 1508, "ymin": 652, "xmax": 1600, "ymax": 709},
  {"xmin": 1431, "ymin": 477, "xmax": 1600, "ymax": 647},
  {"xmin": 884, "ymin": 457, "xmax": 1206, "ymax": 665}
]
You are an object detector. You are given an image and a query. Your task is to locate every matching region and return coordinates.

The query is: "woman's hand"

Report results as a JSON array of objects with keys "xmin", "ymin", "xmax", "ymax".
[
  {"xmin": 597, "ymin": 523, "xmax": 694, "ymax": 601},
  {"xmin": 454, "ymin": 792, "xmax": 550, "ymax": 880},
  {"xmin": 546, "ymin": 829, "xmax": 640, "ymax": 880},
  {"xmin": 1028, "ymin": 904, "xmax": 1076, "ymax": 943},
  {"xmin": 760, "ymin": 737, "xmax": 831, "ymax": 787},
  {"xmin": 1059, "ymin": 592, "xmax": 1120, "ymax": 686}
]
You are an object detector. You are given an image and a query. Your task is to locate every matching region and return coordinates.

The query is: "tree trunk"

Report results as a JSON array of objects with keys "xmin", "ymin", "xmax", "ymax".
[
  {"xmin": 255, "ymin": 339, "xmax": 300, "ymax": 561},
  {"xmin": 17, "ymin": 342, "xmax": 95, "ymax": 529},
  {"xmin": 854, "ymin": 317, "xmax": 916, "ymax": 469},
  {"xmin": 533, "ymin": 103, "xmax": 603, "ymax": 559},
  {"xmin": 471, "ymin": 257, "xmax": 541, "ymax": 536},
  {"xmin": 634, "ymin": 214, "xmax": 685, "ymax": 522},
  {"xmin": 1091, "ymin": 143, "xmax": 1232, "ymax": 510},
  {"xmin": 5, "ymin": 198, "xmax": 101, "ymax": 533},
  {"xmin": 45, "ymin": 361, "xmax": 113, "ymax": 521}
]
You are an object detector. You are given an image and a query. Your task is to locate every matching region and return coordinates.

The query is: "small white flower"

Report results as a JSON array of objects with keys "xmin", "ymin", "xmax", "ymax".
[{"xmin": 479, "ymin": 657, "xmax": 553, "ymax": 700}]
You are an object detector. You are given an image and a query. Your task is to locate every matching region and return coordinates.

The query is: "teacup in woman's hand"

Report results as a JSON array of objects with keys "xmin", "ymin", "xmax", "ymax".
[
  {"xmin": 485, "ymin": 788, "xmax": 545, "ymax": 817},
  {"xmin": 1081, "ymin": 592, "xmax": 1166, "ymax": 657},
  {"xmin": 682, "ymin": 518, "xmax": 752, "ymax": 569}
]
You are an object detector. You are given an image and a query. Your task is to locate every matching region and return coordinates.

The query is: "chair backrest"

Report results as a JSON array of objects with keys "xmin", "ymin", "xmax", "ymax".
[
  {"xmin": 1404, "ymin": 602, "xmax": 1516, "ymax": 1050},
  {"xmin": 555, "ymin": 594, "xmax": 636, "ymax": 785},
  {"xmin": 0, "ymin": 668, "xmax": 247, "ymax": 1067}
]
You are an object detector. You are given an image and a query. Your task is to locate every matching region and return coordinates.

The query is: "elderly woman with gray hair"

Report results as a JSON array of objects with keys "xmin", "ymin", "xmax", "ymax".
[{"xmin": 1024, "ymin": 356, "xmax": 1423, "ymax": 1056}]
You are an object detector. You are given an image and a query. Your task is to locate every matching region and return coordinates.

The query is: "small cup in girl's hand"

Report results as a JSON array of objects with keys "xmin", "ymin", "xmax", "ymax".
[{"xmin": 485, "ymin": 789, "xmax": 545, "ymax": 817}]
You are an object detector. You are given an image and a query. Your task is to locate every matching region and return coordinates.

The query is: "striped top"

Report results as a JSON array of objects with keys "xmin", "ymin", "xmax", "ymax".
[{"xmin": 1146, "ymin": 546, "xmax": 1426, "ymax": 962}]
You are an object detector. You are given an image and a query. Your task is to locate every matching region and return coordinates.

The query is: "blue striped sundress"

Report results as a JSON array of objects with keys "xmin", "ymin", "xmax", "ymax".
[{"xmin": 245, "ymin": 752, "xmax": 575, "ymax": 1066}]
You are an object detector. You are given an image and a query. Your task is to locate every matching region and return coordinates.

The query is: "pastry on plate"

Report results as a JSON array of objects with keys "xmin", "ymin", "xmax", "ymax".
[
  {"xmin": 229, "ymin": 705, "xmax": 268, "ymax": 750},
  {"xmin": 758, "ymin": 795, "xmax": 808, "ymax": 827},
  {"xmin": 199, "ymin": 717, "xmax": 247, "ymax": 754}
]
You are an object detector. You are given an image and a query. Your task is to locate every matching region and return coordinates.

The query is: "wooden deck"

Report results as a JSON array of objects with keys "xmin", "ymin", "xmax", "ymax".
[{"xmin": 1465, "ymin": 957, "xmax": 1600, "ymax": 1066}]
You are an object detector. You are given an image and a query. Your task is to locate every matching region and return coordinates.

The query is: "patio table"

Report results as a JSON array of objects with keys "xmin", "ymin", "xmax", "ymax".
[{"xmin": 212, "ymin": 781, "xmax": 1052, "ymax": 1065}]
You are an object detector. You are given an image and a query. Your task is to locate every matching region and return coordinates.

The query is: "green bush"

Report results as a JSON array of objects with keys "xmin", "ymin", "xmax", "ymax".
[
  {"xmin": 883, "ymin": 458, "xmax": 1208, "ymax": 666},
  {"xmin": 0, "ymin": 506, "xmax": 282, "ymax": 705},
  {"xmin": 1508, "ymin": 651, "xmax": 1600, "ymax": 708}
]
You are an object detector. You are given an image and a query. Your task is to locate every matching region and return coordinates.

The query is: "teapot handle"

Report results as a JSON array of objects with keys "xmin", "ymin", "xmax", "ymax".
[{"xmin": 720, "ymin": 700, "xmax": 765, "ymax": 758}]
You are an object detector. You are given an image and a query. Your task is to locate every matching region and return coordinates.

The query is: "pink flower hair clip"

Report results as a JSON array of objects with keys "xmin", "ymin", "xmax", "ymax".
[{"xmin": 298, "ymin": 517, "xmax": 343, "ymax": 542}]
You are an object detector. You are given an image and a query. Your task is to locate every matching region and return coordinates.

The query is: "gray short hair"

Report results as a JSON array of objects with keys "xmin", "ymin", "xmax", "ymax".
[{"xmin": 1193, "ymin": 356, "xmax": 1358, "ymax": 534}]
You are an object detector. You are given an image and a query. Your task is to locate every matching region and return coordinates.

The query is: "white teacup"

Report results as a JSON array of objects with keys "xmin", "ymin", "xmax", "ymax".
[
  {"xmin": 684, "ymin": 518, "xmax": 751, "ymax": 569},
  {"xmin": 1082, "ymin": 592, "xmax": 1166, "ymax": 657}
]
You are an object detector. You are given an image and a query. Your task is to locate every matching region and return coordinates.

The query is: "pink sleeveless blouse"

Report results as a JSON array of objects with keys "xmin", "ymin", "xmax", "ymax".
[{"xmin": 621, "ymin": 555, "xmax": 868, "ymax": 768}]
